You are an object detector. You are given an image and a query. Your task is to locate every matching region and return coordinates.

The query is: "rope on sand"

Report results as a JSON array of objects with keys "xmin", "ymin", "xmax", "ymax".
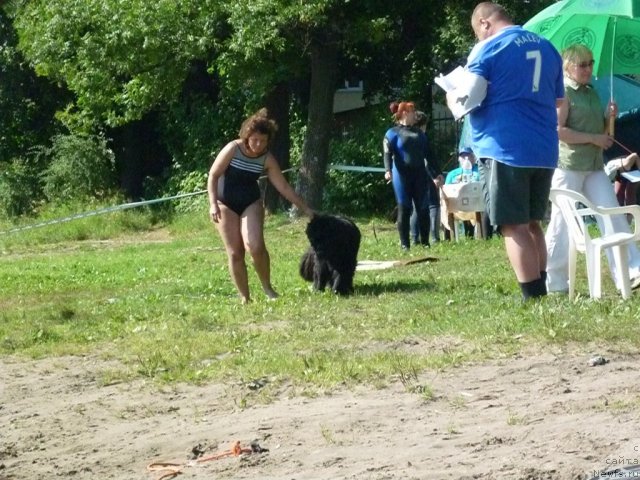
[{"xmin": 356, "ymin": 256, "xmax": 438, "ymax": 271}]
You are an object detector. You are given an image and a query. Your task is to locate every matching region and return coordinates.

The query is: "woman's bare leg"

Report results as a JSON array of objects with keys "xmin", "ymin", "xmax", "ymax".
[
  {"xmin": 215, "ymin": 204, "xmax": 250, "ymax": 303},
  {"xmin": 241, "ymin": 201, "xmax": 278, "ymax": 299},
  {"xmin": 614, "ymin": 179, "xmax": 626, "ymax": 206}
]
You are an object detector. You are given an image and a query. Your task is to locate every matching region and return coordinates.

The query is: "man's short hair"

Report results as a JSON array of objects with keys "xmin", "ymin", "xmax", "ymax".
[{"xmin": 472, "ymin": 2, "xmax": 512, "ymax": 23}]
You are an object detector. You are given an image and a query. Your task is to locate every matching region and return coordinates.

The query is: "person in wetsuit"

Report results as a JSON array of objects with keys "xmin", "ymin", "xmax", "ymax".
[
  {"xmin": 207, "ymin": 108, "xmax": 313, "ymax": 304},
  {"xmin": 383, "ymin": 101, "xmax": 432, "ymax": 249},
  {"xmin": 410, "ymin": 110, "xmax": 443, "ymax": 245}
]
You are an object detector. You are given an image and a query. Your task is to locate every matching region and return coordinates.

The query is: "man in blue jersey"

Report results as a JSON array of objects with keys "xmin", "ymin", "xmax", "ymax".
[{"xmin": 446, "ymin": 2, "xmax": 564, "ymax": 300}]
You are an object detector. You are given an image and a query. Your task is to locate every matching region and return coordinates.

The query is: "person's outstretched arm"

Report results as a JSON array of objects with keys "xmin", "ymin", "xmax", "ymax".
[{"xmin": 264, "ymin": 154, "xmax": 313, "ymax": 217}]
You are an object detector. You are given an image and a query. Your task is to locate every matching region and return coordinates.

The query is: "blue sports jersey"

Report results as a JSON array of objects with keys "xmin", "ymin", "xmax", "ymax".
[{"xmin": 466, "ymin": 26, "xmax": 564, "ymax": 168}]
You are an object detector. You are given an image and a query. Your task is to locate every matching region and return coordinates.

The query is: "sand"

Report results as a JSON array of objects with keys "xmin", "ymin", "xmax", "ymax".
[{"xmin": 2, "ymin": 350, "xmax": 640, "ymax": 480}]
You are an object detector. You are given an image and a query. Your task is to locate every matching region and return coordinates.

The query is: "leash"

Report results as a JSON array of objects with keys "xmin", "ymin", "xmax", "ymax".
[
  {"xmin": 612, "ymin": 137, "xmax": 634, "ymax": 155},
  {"xmin": 147, "ymin": 440, "xmax": 264, "ymax": 480}
]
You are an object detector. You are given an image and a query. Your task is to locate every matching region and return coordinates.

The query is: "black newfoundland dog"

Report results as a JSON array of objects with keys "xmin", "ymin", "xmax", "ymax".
[{"xmin": 299, "ymin": 213, "xmax": 361, "ymax": 295}]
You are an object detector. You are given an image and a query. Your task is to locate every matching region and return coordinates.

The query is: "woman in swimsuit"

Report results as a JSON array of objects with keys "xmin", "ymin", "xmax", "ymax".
[{"xmin": 207, "ymin": 108, "xmax": 313, "ymax": 303}]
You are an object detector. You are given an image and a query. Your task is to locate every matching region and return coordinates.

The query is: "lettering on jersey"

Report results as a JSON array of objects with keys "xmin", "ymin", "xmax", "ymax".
[{"xmin": 515, "ymin": 34, "xmax": 542, "ymax": 48}]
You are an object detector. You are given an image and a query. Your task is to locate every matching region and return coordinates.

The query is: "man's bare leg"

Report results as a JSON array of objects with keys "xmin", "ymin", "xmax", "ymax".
[{"xmin": 502, "ymin": 221, "xmax": 547, "ymax": 299}]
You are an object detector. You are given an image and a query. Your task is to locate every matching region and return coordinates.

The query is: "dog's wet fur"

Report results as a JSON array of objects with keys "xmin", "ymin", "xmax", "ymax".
[{"xmin": 299, "ymin": 214, "xmax": 361, "ymax": 295}]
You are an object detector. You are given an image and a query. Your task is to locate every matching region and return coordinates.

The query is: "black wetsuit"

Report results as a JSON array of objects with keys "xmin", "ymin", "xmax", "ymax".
[{"xmin": 383, "ymin": 125, "xmax": 432, "ymax": 248}]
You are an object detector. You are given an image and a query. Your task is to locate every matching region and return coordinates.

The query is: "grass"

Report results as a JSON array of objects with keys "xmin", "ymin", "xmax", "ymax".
[{"xmin": 2, "ymin": 203, "xmax": 640, "ymax": 396}]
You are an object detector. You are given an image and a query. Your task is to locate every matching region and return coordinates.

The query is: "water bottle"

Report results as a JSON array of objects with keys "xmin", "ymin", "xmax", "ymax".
[{"xmin": 461, "ymin": 158, "xmax": 473, "ymax": 183}]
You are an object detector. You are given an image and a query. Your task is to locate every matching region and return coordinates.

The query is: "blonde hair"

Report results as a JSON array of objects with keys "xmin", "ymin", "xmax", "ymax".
[{"xmin": 561, "ymin": 44, "xmax": 593, "ymax": 73}]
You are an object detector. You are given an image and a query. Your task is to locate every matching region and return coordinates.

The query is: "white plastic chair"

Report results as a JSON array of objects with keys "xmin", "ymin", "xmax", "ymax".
[
  {"xmin": 549, "ymin": 187, "xmax": 640, "ymax": 300},
  {"xmin": 441, "ymin": 182, "xmax": 485, "ymax": 241}
]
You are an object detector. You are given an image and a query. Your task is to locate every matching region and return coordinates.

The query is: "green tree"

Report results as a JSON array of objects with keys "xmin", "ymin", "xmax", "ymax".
[
  {"xmin": 13, "ymin": 0, "xmax": 442, "ymax": 209},
  {"xmin": 14, "ymin": 0, "xmax": 225, "ymax": 129},
  {"xmin": 0, "ymin": 9, "xmax": 62, "ymax": 162},
  {"xmin": 9, "ymin": 0, "xmax": 557, "ymax": 212},
  {"xmin": 41, "ymin": 133, "xmax": 116, "ymax": 202},
  {"xmin": 11, "ymin": 0, "xmax": 230, "ymax": 201},
  {"xmin": 222, "ymin": 0, "xmax": 445, "ymax": 209}
]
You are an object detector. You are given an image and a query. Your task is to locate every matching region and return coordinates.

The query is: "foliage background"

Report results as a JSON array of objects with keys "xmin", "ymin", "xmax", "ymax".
[{"xmin": 0, "ymin": 1, "xmax": 556, "ymax": 218}]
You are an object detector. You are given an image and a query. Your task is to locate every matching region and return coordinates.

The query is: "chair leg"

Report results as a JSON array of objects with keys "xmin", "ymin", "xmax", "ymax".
[
  {"xmin": 568, "ymin": 243, "xmax": 577, "ymax": 300},
  {"xmin": 474, "ymin": 212, "xmax": 484, "ymax": 239},
  {"xmin": 447, "ymin": 213, "xmax": 457, "ymax": 242},
  {"xmin": 594, "ymin": 247, "xmax": 604, "ymax": 299},
  {"xmin": 586, "ymin": 247, "xmax": 602, "ymax": 299},
  {"xmin": 613, "ymin": 245, "xmax": 631, "ymax": 299}
]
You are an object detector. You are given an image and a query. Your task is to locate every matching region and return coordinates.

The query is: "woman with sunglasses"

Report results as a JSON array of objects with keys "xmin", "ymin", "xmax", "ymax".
[{"xmin": 545, "ymin": 44, "xmax": 640, "ymax": 293}]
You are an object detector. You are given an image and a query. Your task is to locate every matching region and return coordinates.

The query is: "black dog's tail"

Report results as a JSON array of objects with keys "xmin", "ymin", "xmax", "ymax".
[{"xmin": 299, "ymin": 247, "xmax": 315, "ymax": 282}]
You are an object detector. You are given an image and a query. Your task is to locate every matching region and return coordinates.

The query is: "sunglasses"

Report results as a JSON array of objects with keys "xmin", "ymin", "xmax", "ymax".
[{"xmin": 576, "ymin": 59, "xmax": 595, "ymax": 69}]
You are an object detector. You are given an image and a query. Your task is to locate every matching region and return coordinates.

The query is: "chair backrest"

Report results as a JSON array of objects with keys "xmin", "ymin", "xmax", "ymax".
[
  {"xmin": 549, "ymin": 188, "xmax": 594, "ymax": 252},
  {"xmin": 441, "ymin": 182, "xmax": 485, "ymax": 212}
]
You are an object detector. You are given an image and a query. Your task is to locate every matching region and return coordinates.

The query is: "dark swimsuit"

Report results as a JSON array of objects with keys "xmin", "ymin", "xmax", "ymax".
[{"xmin": 218, "ymin": 144, "xmax": 268, "ymax": 215}]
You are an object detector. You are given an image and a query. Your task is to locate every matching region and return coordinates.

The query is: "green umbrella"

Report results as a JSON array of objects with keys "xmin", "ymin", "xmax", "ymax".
[{"xmin": 524, "ymin": 0, "xmax": 640, "ymax": 77}]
